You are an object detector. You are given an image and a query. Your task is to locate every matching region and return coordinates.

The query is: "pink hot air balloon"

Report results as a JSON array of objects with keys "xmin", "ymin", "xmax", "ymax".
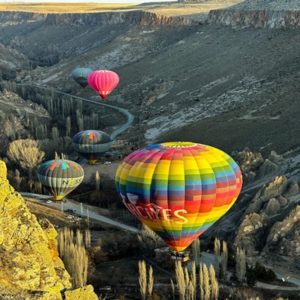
[{"xmin": 87, "ymin": 70, "xmax": 120, "ymax": 100}]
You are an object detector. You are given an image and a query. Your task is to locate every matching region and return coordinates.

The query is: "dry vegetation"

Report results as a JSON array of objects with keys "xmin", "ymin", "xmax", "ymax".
[
  {"xmin": 146, "ymin": 1, "xmax": 242, "ymax": 17},
  {"xmin": 58, "ymin": 227, "xmax": 91, "ymax": 288},
  {"xmin": 0, "ymin": 1, "xmax": 242, "ymax": 16},
  {"xmin": 0, "ymin": 2, "xmax": 136, "ymax": 14}
]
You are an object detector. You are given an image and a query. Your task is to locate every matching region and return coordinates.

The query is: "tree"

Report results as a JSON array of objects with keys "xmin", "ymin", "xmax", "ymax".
[
  {"xmin": 221, "ymin": 240, "xmax": 228, "ymax": 280},
  {"xmin": 58, "ymin": 228, "xmax": 88, "ymax": 288},
  {"xmin": 139, "ymin": 260, "xmax": 147, "ymax": 300},
  {"xmin": 236, "ymin": 247, "xmax": 246, "ymax": 283},
  {"xmin": 175, "ymin": 261, "xmax": 186, "ymax": 300},
  {"xmin": 199, "ymin": 264, "xmax": 204, "ymax": 300},
  {"xmin": 192, "ymin": 238, "xmax": 201, "ymax": 264},
  {"xmin": 202, "ymin": 264, "xmax": 210, "ymax": 300},
  {"xmin": 148, "ymin": 265, "xmax": 154, "ymax": 298},
  {"xmin": 13, "ymin": 169, "xmax": 22, "ymax": 190},
  {"xmin": 214, "ymin": 238, "xmax": 221, "ymax": 276},
  {"xmin": 66, "ymin": 116, "xmax": 71, "ymax": 137},
  {"xmin": 209, "ymin": 265, "xmax": 219, "ymax": 300},
  {"xmin": 138, "ymin": 260, "xmax": 154, "ymax": 300},
  {"xmin": 95, "ymin": 171, "xmax": 101, "ymax": 191},
  {"xmin": 7, "ymin": 139, "xmax": 45, "ymax": 177}
]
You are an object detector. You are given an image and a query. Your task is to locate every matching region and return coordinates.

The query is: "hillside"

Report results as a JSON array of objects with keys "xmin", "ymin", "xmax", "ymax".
[
  {"xmin": 0, "ymin": 8, "xmax": 298, "ymax": 155},
  {"xmin": 0, "ymin": 3, "xmax": 299, "ymax": 298}
]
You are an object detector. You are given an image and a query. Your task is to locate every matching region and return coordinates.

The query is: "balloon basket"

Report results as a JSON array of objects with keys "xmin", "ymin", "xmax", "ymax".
[{"xmin": 170, "ymin": 250, "xmax": 190, "ymax": 263}]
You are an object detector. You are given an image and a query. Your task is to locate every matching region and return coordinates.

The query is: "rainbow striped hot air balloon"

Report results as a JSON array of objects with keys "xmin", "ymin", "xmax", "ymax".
[
  {"xmin": 115, "ymin": 142, "xmax": 242, "ymax": 252},
  {"xmin": 72, "ymin": 130, "xmax": 112, "ymax": 164},
  {"xmin": 37, "ymin": 159, "xmax": 84, "ymax": 201}
]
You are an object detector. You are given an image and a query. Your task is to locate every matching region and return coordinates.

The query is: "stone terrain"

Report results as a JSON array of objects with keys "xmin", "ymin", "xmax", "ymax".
[
  {"xmin": 0, "ymin": 0, "xmax": 299, "ymax": 291},
  {"xmin": 209, "ymin": 0, "xmax": 300, "ymax": 28}
]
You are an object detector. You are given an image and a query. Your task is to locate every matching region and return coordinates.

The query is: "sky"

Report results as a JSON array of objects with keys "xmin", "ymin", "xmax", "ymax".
[{"xmin": 1, "ymin": 0, "xmax": 174, "ymax": 2}]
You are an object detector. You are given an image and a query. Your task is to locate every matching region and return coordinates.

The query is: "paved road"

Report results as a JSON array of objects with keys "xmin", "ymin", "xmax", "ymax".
[
  {"xmin": 22, "ymin": 192, "xmax": 139, "ymax": 234},
  {"xmin": 16, "ymin": 83, "xmax": 134, "ymax": 140}
]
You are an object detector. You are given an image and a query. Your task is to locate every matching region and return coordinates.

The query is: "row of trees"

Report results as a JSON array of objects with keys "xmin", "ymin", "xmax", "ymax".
[{"xmin": 138, "ymin": 259, "xmax": 219, "ymax": 300}]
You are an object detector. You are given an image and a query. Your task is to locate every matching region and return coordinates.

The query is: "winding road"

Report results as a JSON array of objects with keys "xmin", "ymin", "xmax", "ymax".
[{"xmin": 16, "ymin": 83, "xmax": 134, "ymax": 139}]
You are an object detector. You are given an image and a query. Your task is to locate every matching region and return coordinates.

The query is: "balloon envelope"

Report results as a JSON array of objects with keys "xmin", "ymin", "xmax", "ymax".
[
  {"xmin": 87, "ymin": 70, "xmax": 120, "ymax": 100},
  {"xmin": 72, "ymin": 130, "xmax": 112, "ymax": 164},
  {"xmin": 37, "ymin": 159, "xmax": 84, "ymax": 201},
  {"xmin": 71, "ymin": 67, "xmax": 93, "ymax": 88},
  {"xmin": 115, "ymin": 142, "xmax": 243, "ymax": 252}
]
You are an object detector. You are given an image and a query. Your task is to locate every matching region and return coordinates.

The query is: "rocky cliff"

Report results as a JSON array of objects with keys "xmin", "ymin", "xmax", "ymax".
[
  {"xmin": 0, "ymin": 11, "xmax": 193, "ymax": 27},
  {"xmin": 234, "ymin": 174, "xmax": 300, "ymax": 263},
  {"xmin": 45, "ymin": 11, "xmax": 193, "ymax": 26},
  {"xmin": 0, "ymin": 160, "xmax": 98, "ymax": 300},
  {"xmin": 209, "ymin": 9, "xmax": 300, "ymax": 28}
]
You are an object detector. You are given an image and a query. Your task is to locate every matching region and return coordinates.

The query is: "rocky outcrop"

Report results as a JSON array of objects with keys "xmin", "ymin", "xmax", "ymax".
[
  {"xmin": 208, "ymin": 9, "xmax": 300, "ymax": 28},
  {"xmin": 64, "ymin": 285, "xmax": 98, "ymax": 300},
  {"xmin": 45, "ymin": 11, "xmax": 193, "ymax": 26},
  {"xmin": 234, "ymin": 173, "xmax": 300, "ymax": 259},
  {"xmin": 265, "ymin": 205, "xmax": 300, "ymax": 264},
  {"xmin": 0, "ymin": 11, "xmax": 193, "ymax": 27},
  {"xmin": 0, "ymin": 160, "xmax": 98, "ymax": 300},
  {"xmin": 235, "ymin": 212, "xmax": 268, "ymax": 255},
  {"xmin": 235, "ymin": 148, "xmax": 264, "ymax": 181}
]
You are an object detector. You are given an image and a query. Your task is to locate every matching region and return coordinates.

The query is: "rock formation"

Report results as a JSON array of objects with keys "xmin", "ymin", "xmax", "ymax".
[
  {"xmin": 0, "ymin": 160, "xmax": 98, "ymax": 300},
  {"xmin": 234, "ymin": 174, "xmax": 300, "ymax": 259},
  {"xmin": 209, "ymin": 0, "xmax": 300, "ymax": 28}
]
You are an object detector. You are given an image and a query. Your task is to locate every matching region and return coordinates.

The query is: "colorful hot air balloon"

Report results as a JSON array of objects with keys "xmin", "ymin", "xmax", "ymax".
[
  {"xmin": 72, "ymin": 130, "xmax": 112, "ymax": 164},
  {"xmin": 115, "ymin": 142, "xmax": 242, "ymax": 252},
  {"xmin": 71, "ymin": 67, "xmax": 93, "ymax": 88},
  {"xmin": 37, "ymin": 159, "xmax": 84, "ymax": 201},
  {"xmin": 87, "ymin": 70, "xmax": 120, "ymax": 100}
]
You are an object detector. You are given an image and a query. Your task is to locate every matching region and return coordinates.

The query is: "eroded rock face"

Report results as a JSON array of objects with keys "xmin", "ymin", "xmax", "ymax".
[
  {"xmin": 64, "ymin": 285, "xmax": 98, "ymax": 300},
  {"xmin": 44, "ymin": 11, "xmax": 193, "ymax": 26},
  {"xmin": 263, "ymin": 207, "xmax": 300, "ymax": 269},
  {"xmin": 234, "ymin": 173, "xmax": 300, "ymax": 259},
  {"xmin": 0, "ymin": 160, "xmax": 70, "ymax": 299},
  {"xmin": 0, "ymin": 160, "xmax": 98, "ymax": 300},
  {"xmin": 235, "ymin": 148, "xmax": 264, "ymax": 180},
  {"xmin": 209, "ymin": 9, "xmax": 300, "ymax": 29},
  {"xmin": 234, "ymin": 212, "xmax": 268, "ymax": 255}
]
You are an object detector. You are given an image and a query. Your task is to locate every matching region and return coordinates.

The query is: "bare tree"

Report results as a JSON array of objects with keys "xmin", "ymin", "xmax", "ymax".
[
  {"xmin": 148, "ymin": 265, "xmax": 154, "ymax": 298},
  {"xmin": 175, "ymin": 261, "xmax": 186, "ymax": 300},
  {"xmin": 171, "ymin": 279, "xmax": 175, "ymax": 300},
  {"xmin": 95, "ymin": 171, "xmax": 101, "ymax": 191},
  {"xmin": 58, "ymin": 228, "xmax": 88, "ymax": 288},
  {"xmin": 209, "ymin": 265, "xmax": 219, "ymax": 300},
  {"xmin": 138, "ymin": 260, "xmax": 154, "ymax": 300},
  {"xmin": 202, "ymin": 264, "xmax": 210, "ymax": 300},
  {"xmin": 66, "ymin": 116, "xmax": 71, "ymax": 136},
  {"xmin": 236, "ymin": 247, "xmax": 246, "ymax": 283},
  {"xmin": 214, "ymin": 238, "xmax": 221, "ymax": 276},
  {"xmin": 221, "ymin": 240, "xmax": 228, "ymax": 280},
  {"xmin": 199, "ymin": 264, "xmax": 204, "ymax": 300},
  {"xmin": 192, "ymin": 238, "xmax": 201, "ymax": 265},
  {"xmin": 13, "ymin": 169, "xmax": 22, "ymax": 190},
  {"xmin": 7, "ymin": 139, "xmax": 45, "ymax": 177}
]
